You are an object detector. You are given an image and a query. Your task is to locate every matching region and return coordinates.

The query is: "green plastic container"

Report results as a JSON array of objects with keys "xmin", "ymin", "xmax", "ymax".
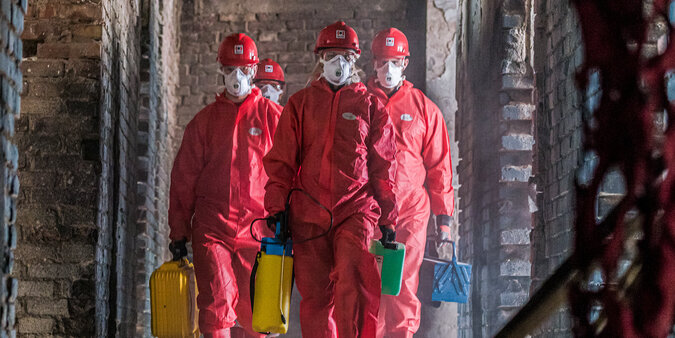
[{"xmin": 369, "ymin": 240, "xmax": 406, "ymax": 296}]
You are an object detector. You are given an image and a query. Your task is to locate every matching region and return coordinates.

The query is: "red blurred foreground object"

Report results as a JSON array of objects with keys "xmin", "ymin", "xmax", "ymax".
[{"xmin": 571, "ymin": 0, "xmax": 675, "ymax": 336}]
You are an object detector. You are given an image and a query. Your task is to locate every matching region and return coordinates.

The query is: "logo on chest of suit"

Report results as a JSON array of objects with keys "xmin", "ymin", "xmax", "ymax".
[
  {"xmin": 400, "ymin": 114, "xmax": 413, "ymax": 122},
  {"xmin": 249, "ymin": 127, "xmax": 263, "ymax": 136},
  {"xmin": 342, "ymin": 112, "xmax": 357, "ymax": 121}
]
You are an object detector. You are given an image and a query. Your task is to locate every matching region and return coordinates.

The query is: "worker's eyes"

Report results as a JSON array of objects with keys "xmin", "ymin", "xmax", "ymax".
[
  {"xmin": 221, "ymin": 66, "xmax": 255, "ymax": 75},
  {"xmin": 323, "ymin": 52, "xmax": 357, "ymax": 62},
  {"xmin": 377, "ymin": 59, "xmax": 404, "ymax": 68}
]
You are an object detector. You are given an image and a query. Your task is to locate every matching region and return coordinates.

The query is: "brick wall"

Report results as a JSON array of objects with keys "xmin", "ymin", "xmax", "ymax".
[
  {"xmin": 456, "ymin": 0, "xmax": 536, "ymax": 335},
  {"xmin": 0, "ymin": 1, "xmax": 24, "ymax": 337},
  {"xmin": 420, "ymin": 0, "xmax": 460, "ymax": 336},
  {"xmin": 177, "ymin": 0, "xmax": 426, "ymax": 142},
  {"xmin": 99, "ymin": 0, "xmax": 144, "ymax": 335},
  {"xmin": 530, "ymin": 1, "xmax": 583, "ymax": 334},
  {"xmin": 17, "ymin": 0, "xmax": 181, "ymax": 336},
  {"xmin": 134, "ymin": 0, "xmax": 181, "ymax": 336},
  {"xmin": 17, "ymin": 0, "xmax": 102, "ymax": 336}
]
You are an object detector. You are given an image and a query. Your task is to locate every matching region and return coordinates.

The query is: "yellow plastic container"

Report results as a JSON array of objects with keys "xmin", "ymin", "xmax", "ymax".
[
  {"xmin": 251, "ymin": 251, "xmax": 294, "ymax": 334},
  {"xmin": 150, "ymin": 259, "xmax": 199, "ymax": 338}
]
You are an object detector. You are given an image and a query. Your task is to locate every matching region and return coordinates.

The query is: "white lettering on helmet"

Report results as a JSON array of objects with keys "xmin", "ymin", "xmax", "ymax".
[
  {"xmin": 265, "ymin": 65, "xmax": 274, "ymax": 73},
  {"xmin": 342, "ymin": 112, "xmax": 357, "ymax": 120},
  {"xmin": 386, "ymin": 37, "xmax": 395, "ymax": 46},
  {"xmin": 336, "ymin": 30, "xmax": 346, "ymax": 39},
  {"xmin": 234, "ymin": 45, "xmax": 244, "ymax": 54},
  {"xmin": 401, "ymin": 114, "xmax": 413, "ymax": 122},
  {"xmin": 249, "ymin": 127, "xmax": 263, "ymax": 136}
]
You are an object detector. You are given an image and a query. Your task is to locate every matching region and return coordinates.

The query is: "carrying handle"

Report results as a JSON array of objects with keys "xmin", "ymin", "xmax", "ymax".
[
  {"xmin": 249, "ymin": 252, "xmax": 272, "ymax": 335},
  {"xmin": 250, "ymin": 252, "xmax": 261, "ymax": 312},
  {"xmin": 436, "ymin": 239, "xmax": 458, "ymax": 262}
]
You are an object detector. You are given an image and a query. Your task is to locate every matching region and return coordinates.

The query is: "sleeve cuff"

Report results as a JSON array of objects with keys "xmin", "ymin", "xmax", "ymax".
[
  {"xmin": 379, "ymin": 223, "xmax": 395, "ymax": 231},
  {"xmin": 437, "ymin": 214, "xmax": 453, "ymax": 226}
]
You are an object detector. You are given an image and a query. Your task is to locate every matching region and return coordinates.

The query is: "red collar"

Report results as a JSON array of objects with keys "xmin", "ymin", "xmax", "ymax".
[
  {"xmin": 215, "ymin": 86, "xmax": 262, "ymax": 107},
  {"xmin": 310, "ymin": 78, "xmax": 367, "ymax": 94},
  {"xmin": 366, "ymin": 78, "xmax": 412, "ymax": 101}
]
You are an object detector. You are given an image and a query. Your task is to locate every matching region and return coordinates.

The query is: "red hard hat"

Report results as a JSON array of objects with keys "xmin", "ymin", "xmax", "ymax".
[
  {"xmin": 217, "ymin": 33, "xmax": 258, "ymax": 66},
  {"xmin": 255, "ymin": 58, "xmax": 285, "ymax": 83},
  {"xmin": 372, "ymin": 28, "xmax": 410, "ymax": 58},
  {"xmin": 314, "ymin": 21, "xmax": 361, "ymax": 55}
]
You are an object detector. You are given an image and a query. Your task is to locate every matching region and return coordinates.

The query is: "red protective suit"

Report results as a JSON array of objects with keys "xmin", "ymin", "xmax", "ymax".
[
  {"xmin": 367, "ymin": 78, "xmax": 455, "ymax": 338},
  {"xmin": 169, "ymin": 87, "xmax": 282, "ymax": 337},
  {"xmin": 263, "ymin": 78, "xmax": 398, "ymax": 338}
]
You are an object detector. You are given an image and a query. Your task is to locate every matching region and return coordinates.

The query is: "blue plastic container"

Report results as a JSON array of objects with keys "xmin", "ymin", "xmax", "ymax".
[{"xmin": 428, "ymin": 242, "xmax": 472, "ymax": 303}]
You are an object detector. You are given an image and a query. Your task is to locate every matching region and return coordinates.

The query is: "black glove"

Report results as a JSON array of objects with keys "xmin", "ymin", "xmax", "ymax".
[
  {"xmin": 169, "ymin": 238, "xmax": 188, "ymax": 261},
  {"xmin": 379, "ymin": 225, "xmax": 396, "ymax": 249},
  {"xmin": 266, "ymin": 212, "xmax": 285, "ymax": 233}
]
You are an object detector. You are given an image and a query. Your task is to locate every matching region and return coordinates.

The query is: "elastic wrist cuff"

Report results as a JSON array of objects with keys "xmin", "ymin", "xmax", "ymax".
[{"xmin": 437, "ymin": 214, "xmax": 452, "ymax": 226}]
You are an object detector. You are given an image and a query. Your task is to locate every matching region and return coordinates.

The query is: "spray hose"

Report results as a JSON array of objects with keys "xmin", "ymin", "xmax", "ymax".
[
  {"xmin": 248, "ymin": 188, "xmax": 333, "ymax": 332},
  {"xmin": 250, "ymin": 188, "xmax": 334, "ymax": 244}
]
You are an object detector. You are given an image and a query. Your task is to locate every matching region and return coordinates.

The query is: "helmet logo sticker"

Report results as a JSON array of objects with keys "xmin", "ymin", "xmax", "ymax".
[
  {"xmin": 401, "ymin": 114, "xmax": 413, "ymax": 122},
  {"xmin": 342, "ymin": 112, "xmax": 357, "ymax": 121},
  {"xmin": 249, "ymin": 127, "xmax": 263, "ymax": 136},
  {"xmin": 250, "ymin": 52, "xmax": 256, "ymax": 60},
  {"xmin": 265, "ymin": 65, "xmax": 274, "ymax": 73},
  {"xmin": 386, "ymin": 37, "xmax": 395, "ymax": 46},
  {"xmin": 397, "ymin": 46, "xmax": 404, "ymax": 52},
  {"xmin": 336, "ymin": 30, "xmax": 346, "ymax": 39},
  {"xmin": 234, "ymin": 45, "xmax": 244, "ymax": 55}
]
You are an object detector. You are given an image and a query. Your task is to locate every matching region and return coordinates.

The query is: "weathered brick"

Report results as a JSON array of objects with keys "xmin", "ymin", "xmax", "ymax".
[
  {"xmin": 501, "ymin": 165, "xmax": 532, "ymax": 182},
  {"xmin": 500, "ymin": 260, "xmax": 531, "ymax": 277},
  {"xmin": 286, "ymin": 20, "xmax": 304, "ymax": 30},
  {"xmin": 26, "ymin": 299, "xmax": 68, "ymax": 316},
  {"xmin": 36, "ymin": 43, "xmax": 70, "ymax": 59},
  {"xmin": 500, "ymin": 291, "xmax": 528, "ymax": 307},
  {"xmin": 502, "ymin": 134, "xmax": 535, "ymax": 151},
  {"xmin": 502, "ymin": 104, "xmax": 534, "ymax": 120},
  {"xmin": 17, "ymin": 317, "xmax": 54, "ymax": 334},
  {"xmin": 61, "ymin": 244, "xmax": 95, "ymax": 263},
  {"xmin": 500, "ymin": 229, "xmax": 531, "ymax": 245},
  {"xmin": 21, "ymin": 60, "xmax": 65, "ymax": 78},
  {"xmin": 73, "ymin": 24, "xmax": 103, "ymax": 40},
  {"xmin": 21, "ymin": 20, "xmax": 59, "ymax": 41},
  {"xmin": 19, "ymin": 98, "xmax": 63, "ymax": 116},
  {"xmin": 17, "ymin": 281, "xmax": 53, "ymax": 298},
  {"xmin": 502, "ymin": 74, "xmax": 534, "ymax": 89},
  {"xmin": 503, "ymin": 14, "xmax": 523, "ymax": 28}
]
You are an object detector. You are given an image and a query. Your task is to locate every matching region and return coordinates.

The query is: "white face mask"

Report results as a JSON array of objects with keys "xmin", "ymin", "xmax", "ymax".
[
  {"xmin": 321, "ymin": 55, "xmax": 352, "ymax": 86},
  {"xmin": 260, "ymin": 84, "xmax": 283, "ymax": 104},
  {"xmin": 376, "ymin": 61, "xmax": 404, "ymax": 89},
  {"xmin": 224, "ymin": 68, "xmax": 253, "ymax": 97}
]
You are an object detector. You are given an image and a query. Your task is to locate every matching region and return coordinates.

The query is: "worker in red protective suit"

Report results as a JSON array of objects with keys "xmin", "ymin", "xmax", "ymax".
[
  {"xmin": 263, "ymin": 21, "xmax": 398, "ymax": 338},
  {"xmin": 367, "ymin": 28, "xmax": 455, "ymax": 338},
  {"xmin": 168, "ymin": 33, "xmax": 283, "ymax": 338},
  {"xmin": 254, "ymin": 58, "xmax": 285, "ymax": 105}
]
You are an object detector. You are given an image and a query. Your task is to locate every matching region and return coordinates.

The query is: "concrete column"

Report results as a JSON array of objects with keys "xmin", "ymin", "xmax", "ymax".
[{"xmin": 419, "ymin": 0, "xmax": 460, "ymax": 336}]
